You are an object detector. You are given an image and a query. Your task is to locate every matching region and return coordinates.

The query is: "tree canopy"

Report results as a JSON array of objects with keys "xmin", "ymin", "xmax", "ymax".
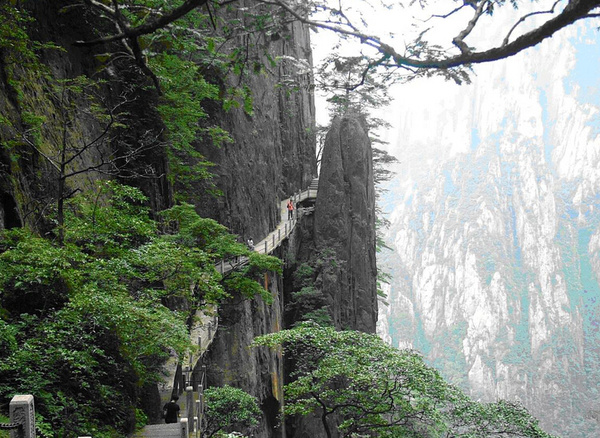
[
  {"xmin": 204, "ymin": 385, "xmax": 262, "ymax": 438},
  {"xmin": 0, "ymin": 182, "xmax": 280, "ymax": 436},
  {"xmin": 254, "ymin": 323, "xmax": 557, "ymax": 438}
]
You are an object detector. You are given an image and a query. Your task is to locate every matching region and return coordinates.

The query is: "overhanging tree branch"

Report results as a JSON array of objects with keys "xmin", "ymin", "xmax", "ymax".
[
  {"xmin": 75, "ymin": 0, "xmax": 213, "ymax": 46},
  {"xmin": 268, "ymin": 0, "xmax": 600, "ymax": 70},
  {"xmin": 73, "ymin": 0, "xmax": 600, "ymax": 89}
]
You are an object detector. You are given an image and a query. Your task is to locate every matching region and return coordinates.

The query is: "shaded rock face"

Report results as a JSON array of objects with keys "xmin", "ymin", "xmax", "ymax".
[
  {"xmin": 313, "ymin": 115, "xmax": 378, "ymax": 332},
  {"xmin": 189, "ymin": 10, "xmax": 318, "ymax": 438},
  {"xmin": 0, "ymin": 0, "xmax": 172, "ymax": 232},
  {"xmin": 0, "ymin": 3, "xmax": 378, "ymax": 437},
  {"xmin": 204, "ymin": 274, "xmax": 285, "ymax": 438},
  {"xmin": 190, "ymin": 3, "xmax": 316, "ymax": 245}
]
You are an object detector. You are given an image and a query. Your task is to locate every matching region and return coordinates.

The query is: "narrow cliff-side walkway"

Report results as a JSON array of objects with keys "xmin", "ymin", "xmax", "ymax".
[
  {"xmin": 216, "ymin": 179, "xmax": 318, "ymax": 274},
  {"xmin": 131, "ymin": 180, "xmax": 318, "ymax": 438}
]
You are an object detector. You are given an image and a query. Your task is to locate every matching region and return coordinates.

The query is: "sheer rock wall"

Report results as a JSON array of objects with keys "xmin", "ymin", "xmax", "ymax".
[{"xmin": 313, "ymin": 115, "xmax": 378, "ymax": 333}]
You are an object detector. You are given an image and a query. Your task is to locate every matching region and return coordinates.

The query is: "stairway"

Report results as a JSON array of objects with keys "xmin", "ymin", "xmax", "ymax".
[{"xmin": 130, "ymin": 423, "xmax": 181, "ymax": 438}]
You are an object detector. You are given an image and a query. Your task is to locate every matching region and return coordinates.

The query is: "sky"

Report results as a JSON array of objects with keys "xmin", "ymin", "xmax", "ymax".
[{"xmin": 310, "ymin": 1, "xmax": 600, "ymax": 156}]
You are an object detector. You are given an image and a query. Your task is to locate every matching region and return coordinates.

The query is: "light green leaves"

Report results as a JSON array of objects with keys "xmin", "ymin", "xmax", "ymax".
[
  {"xmin": 0, "ymin": 182, "xmax": 282, "ymax": 435},
  {"xmin": 254, "ymin": 323, "xmax": 556, "ymax": 438},
  {"xmin": 204, "ymin": 385, "xmax": 261, "ymax": 438}
]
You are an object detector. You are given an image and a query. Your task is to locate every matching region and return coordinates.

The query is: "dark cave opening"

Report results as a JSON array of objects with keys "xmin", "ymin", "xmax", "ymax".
[
  {"xmin": 261, "ymin": 395, "xmax": 281, "ymax": 438},
  {"xmin": 1, "ymin": 192, "xmax": 22, "ymax": 229}
]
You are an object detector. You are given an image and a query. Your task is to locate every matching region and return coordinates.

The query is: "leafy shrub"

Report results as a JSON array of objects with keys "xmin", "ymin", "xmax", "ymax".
[{"xmin": 204, "ymin": 386, "xmax": 261, "ymax": 438}]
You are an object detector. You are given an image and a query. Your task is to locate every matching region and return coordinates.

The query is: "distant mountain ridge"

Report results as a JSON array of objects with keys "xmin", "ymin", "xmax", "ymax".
[{"xmin": 379, "ymin": 21, "xmax": 600, "ymax": 438}]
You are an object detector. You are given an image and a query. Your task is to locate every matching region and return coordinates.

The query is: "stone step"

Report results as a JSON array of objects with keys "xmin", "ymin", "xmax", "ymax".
[{"xmin": 130, "ymin": 423, "xmax": 181, "ymax": 438}]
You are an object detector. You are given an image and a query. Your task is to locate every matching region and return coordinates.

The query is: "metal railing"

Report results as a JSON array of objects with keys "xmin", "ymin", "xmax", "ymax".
[{"xmin": 0, "ymin": 422, "xmax": 22, "ymax": 431}]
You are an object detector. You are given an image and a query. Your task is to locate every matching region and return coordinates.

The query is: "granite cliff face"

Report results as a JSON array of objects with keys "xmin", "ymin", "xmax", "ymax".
[
  {"xmin": 0, "ymin": 2, "xmax": 379, "ymax": 437},
  {"xmin": 0, "ymin": 0, "xmax": 173, "ymax": 229},
  {"xmin": 277, "ymin": 114, "xmax": 378, "ymax": 438},
  {"xmin": 313, "ymin": 115, "xmax": 378, "ymax": 333},
  {"xmin": 197, "ymin": 14, "xmax": 320, "ymax": 438},
  {"xmin": 192, "ymin": 2, "xmax": 317, "ymax": 241}
]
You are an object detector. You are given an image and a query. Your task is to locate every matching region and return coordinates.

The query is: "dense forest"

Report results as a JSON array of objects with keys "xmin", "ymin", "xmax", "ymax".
[{"xmin": 1, "ymin": 1, "xmax": 598, "ymax": 437}]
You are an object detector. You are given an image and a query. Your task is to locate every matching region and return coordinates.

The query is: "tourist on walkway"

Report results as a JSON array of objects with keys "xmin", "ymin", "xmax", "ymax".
[
  {"xmin": 163, "ymin": 396, "xmax": 180, "ymax": 424},
  {"xmin": 287, "ymin": 198, "xmax": 294, "ymax": 220},
  {"xmin": 247, "ymin": 238, "xmax": 254, "ymax": 250}
]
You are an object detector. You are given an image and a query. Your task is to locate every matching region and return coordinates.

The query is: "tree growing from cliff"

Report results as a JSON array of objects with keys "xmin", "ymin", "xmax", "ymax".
[
  {"xmin": 73, "ymin": 0, "xmax": 600, "ymax": 88},
  {"xmin": 254, "ymin": 323, "xmax": 557, "ymax": 438},
  {"xmin": 17, "ymin": 76, "xmax": 165, "ymax": 244},
  {"xmin": 286, "ymin": 258, "xmax": 333, "ymax": 326},
  {"xmin": 317, "ymin": 56, "xmax": 399, "ymax": 302}
]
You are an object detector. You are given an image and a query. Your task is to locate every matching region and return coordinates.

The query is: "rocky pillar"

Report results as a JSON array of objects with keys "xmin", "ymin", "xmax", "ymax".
[{"xmin": 314, "ymin": 114, "xmax": 378, "ymax": 332}]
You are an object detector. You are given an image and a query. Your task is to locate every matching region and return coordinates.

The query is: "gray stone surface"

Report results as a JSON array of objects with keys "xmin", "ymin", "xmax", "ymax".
[
  {"xmin": 314, "ymin": 115, "xmax": 378, "ymax": 332},
  {"xmin": 10, "ymin": 394, "xmax": 35, "ymax": 438},
  {"xmin": 129, "ymin": 423, "xmax": 181, "ymax": 438}
]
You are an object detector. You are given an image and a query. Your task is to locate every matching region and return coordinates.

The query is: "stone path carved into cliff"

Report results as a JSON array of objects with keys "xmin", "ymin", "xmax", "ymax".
[
  {"xmin": 216, "ymin": 177, "xmax": 319, "ymax": 274},
  {"xmin": 131, "ymin": 179, "xmax": 318, "ymax": 438}
]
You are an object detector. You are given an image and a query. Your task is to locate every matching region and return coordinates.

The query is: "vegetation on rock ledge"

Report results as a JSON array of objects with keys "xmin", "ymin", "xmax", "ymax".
[{"xmin": 0, "ymin": 182, "xmax": 280, "ymax": 436}]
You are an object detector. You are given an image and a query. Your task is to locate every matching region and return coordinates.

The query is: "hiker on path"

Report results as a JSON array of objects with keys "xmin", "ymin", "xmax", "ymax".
[
  {"xmin": 163, "ymin": 396, "xmax": 180, "ymax": 424},
  {"xmin": 287, "ymin": 198, "xmax": 294, "ymax": 220}
]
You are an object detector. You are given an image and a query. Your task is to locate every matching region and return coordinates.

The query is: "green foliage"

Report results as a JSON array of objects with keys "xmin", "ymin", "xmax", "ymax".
[
  {"xmin": 0, "ymin": 4, "xmax": 56, "ymax": 78},
  {"xmin": 254, "ymin": 323, "xmax": 556, "ymax": 438},
  {"xmin": 292, "ymin": 263, "xmax": 314, "ymax": 289},
  {"xmin": 151, "ymin": 52, "xmax": 230, "ymax": 190},
  {"xmin": 65, "ymin": 180, "xmax": 156, "ymax": 257},
  {"xmin": 0, "ymin": 183, "xmax": 281, "ymax": 435},
  {"xmin": 204, "ymin": 385, "xmax": 261, "ymax": 438},
  {"xmin": 0, "ymin": 5, "xmax": 57, "ymax": 161},
  {"xmin": 286, "ymin": 250, "xmax": 340, "ymax": 325},
  {"xmin": 0, "ymin": 417, "xmax": 8, "ymax": 438},
  {"xmin": 222, "ymin": 252, "xmax": 282, "ymax": 304},
  {"xmin": 286, "ymin": 286, "xmax": 332, "ymax": 326},
  {"xmin": 160, "ymin": 203, "xmax": 281, "ymax": 304},
  {"xmin": 0, "ymin": 311, "xmax": 139, "ymax": 436},
  {"xmin": 78, "ymin": 0, "xmax": 283, "ymax": 200}
]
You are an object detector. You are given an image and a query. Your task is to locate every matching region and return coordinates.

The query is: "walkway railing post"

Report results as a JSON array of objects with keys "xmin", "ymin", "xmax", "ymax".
[
  {"xmin": 186, "ymin": 385, "xmax": 194, "ymax": 433},
  {"xmin": 180, "ymin": 418, "xmax": 188, "ymax": 438},
  {"xmin": 195, "ymin": 399, "xmax": 201, "ymax": 437},
  {"xmin": 264, "ymin": 241, "xmax": 268, "ymax": 254},
  {"xmin": 198, "ymin": 393, "xmax": 204, "ymax": 438},
  {"xmin": 9, "ymin": 394, "xmax": 35, "ymax": 438}
]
